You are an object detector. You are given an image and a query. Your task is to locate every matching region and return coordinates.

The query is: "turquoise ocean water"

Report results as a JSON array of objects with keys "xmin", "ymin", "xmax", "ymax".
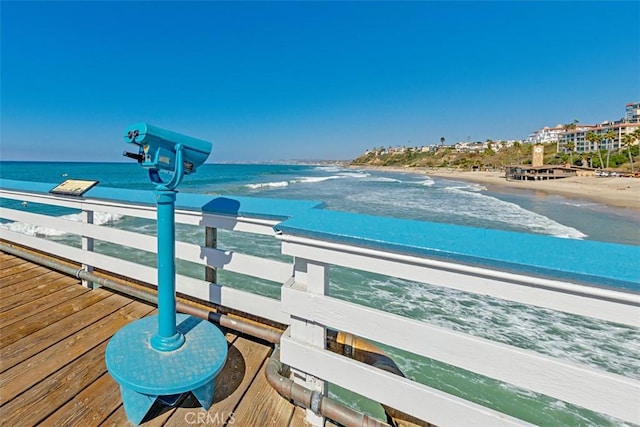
[{"xmin": 1, "ymin": 161, "xmax": 638, "ymax": 425}]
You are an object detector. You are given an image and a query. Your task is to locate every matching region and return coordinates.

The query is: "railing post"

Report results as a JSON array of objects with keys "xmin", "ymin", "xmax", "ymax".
[
  {"xmin": 81, "ymin": 208, "xmax": 94, "ymax": 288},
  {"xmin": 205, "ymin": 226, "xmax": 217, "ymax": 283},
  {"xmin": 289, "ymin": 257, "xmax": 328, "ymax": 426}
]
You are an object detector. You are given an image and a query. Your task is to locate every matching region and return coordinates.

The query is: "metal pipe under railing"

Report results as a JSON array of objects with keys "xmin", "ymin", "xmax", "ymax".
[
  {"xmin": 329, "ymin": 332, "xmax": 433, "ymax": 427},
  {"xmin": 265, "ymin": 347, "xmax": 390, "ymax": 427}
]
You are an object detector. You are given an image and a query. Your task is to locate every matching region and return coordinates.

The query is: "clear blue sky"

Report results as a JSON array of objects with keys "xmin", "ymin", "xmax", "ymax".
[{"xmin": 1, "ymin": 1, "xmax": 639, "ymax": 162}]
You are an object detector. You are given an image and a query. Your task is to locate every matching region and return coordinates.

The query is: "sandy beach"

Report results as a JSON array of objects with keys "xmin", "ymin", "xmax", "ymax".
[{"xmin": 352, "ymin": 166, "xmax": 640, "ymax": 211}]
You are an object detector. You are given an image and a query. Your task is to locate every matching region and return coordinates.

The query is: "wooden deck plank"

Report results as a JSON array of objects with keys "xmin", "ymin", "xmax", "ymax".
[
  {"xmin": 0, "ymin": 274, "xmax": 78, "ymax": 312},
  {"xmin": 0, "ymin": 298, "xmax": 155, "ymax": 401},
  {"xmin": 0, "ymin": 252, "xmax": 68, "ymax": 276},
  {"xmin": 289, "ymin": 407, "xmax": 342, "ymax": 427},
  {"xmin": 0, "ymin": 266, "xmax": 73, "ymax": 291},
  {"xmin": 0, "ymin": 255, "xmax": 30, "ymax": 273},
  {"xmin": 289, "ymin": 405, "xmax": 309, "ymax": 427},
  {"xmin": 227, "ymin": 353, "xmax": 295, "ymax": 427},
  {"xmin": 39, "ymin": 372, "xmax": 123, "ymax": 427},
  {"xmin": 0, "ymin": 253, "xmax": 29, "ymax": 265},
  {"xmin": 102, "ymin": 391, "xmax": 175, "ymax": 427},
  {"xmin": 0, "ymin": 290, "xmax": 130, "ymax": 372},
  {"xmin": 0, "ymin": 286, "xmax": 111, "ymax": 347},
  {"xmin": 1, "ymin": 341, "xmax": 109, "ymax": 426},
  {"xmin": 0, "ymin": 283, "xmax": 89, "ymax": 329},
  {"xmin": 100, "ymin": 405, "xmax": 132, "ymax": 427},
  {"xmin": 0, "ymin": 265, "xmax": 57, "ymax": 289},
  {"xmin": 162, "ymin": 335, "xmax": 272, "ymax": 427}
]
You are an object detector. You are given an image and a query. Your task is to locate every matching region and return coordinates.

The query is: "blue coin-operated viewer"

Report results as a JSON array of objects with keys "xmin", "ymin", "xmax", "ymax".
[{"xmin": 106, "ymin": 123, "xmax": 228, "ymax": 425}]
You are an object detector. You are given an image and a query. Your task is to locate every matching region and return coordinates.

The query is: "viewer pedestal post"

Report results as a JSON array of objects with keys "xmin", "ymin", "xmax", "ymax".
[
  {"xmin": 106, "ymin": 123, "xmax": 224, "ymax": 425},
  {"xmin": 150, "ymin": 188, "xmax": 185, "ymax": 351}
]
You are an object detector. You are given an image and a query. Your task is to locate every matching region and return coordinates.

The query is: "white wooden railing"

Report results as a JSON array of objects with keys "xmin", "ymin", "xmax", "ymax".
[
  {"xmin": 276, "ymin": 233, "xmax": 640, "ymax": 426},
  {"xmin": 1, "ymin": 180, "xmax": 639, "ymax": 426},
  {"xmin": 0, "ymin": 182, "xmax": 294, "ymax": 324}
]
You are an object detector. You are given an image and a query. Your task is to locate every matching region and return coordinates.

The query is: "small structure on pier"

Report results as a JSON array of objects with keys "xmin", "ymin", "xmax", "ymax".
[
  {"xmin": 505, "ymin": 165, "xmax": 578, "ymax": 181},
  {"xmin": 505, "ymin": 144, "xmax": 588, "ymax": 181}
]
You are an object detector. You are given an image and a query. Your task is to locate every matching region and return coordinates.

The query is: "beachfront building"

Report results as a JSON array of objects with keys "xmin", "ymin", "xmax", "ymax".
[
  {"xmin": 625, "ymin": 102, "xmax": 640, "ymax": 122},
  {"xmin": 523, "ymin": 102, "xmax": 640, "ymax": 155},
  {"xmin": 556, "ymin": 102, "xmax": 640, "ymax": 154},
  {"xmin": 556, "ymin": 124, "xmax": 597, "ymax": 153},
  {"xmin": 525, "ymin": 125, "xmax": 565, "ymax": 145},
  {"xmin": 558, "ymin": 122, "xmax": 640, "ymax": 153},
  {"xmin": 505, "ymin": 165, "xmax": 579, "ymax": 181}
]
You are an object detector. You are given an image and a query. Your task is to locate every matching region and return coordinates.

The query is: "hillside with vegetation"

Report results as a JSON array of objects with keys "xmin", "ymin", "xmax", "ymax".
[{"xmin": 351, "ymin": 141, "xmax": 639, "ymax": 172}]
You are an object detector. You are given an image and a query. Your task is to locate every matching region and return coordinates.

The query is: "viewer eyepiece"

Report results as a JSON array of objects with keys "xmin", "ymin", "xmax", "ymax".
[{"xmin": 123, "ymin": 151, "xmax": 144, "ymax": 162}]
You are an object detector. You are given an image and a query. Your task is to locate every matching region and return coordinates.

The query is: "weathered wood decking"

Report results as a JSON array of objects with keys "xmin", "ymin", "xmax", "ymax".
[{"xmin": 0, "ymin": 252, "xmax": 313, "ymax": 426}]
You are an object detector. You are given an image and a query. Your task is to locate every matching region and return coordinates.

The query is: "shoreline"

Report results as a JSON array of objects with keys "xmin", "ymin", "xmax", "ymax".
[{"xmin": 350, "ymin": 166, "xmax": 640, "ymax": 212}]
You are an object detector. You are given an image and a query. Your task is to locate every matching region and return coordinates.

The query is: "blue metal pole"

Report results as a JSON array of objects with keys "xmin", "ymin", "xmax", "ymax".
[{"xmin": 150, "ymin": 188, "xmax": 185, "ymax": 351}]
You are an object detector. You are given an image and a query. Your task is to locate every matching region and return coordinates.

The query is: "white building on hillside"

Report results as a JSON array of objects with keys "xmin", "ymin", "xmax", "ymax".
[
  {"xmin": 626, "ymin": 102, "xmax": 640, "ymax": 122},
  {"xmin": 526, "ymin": 125, "xmax": 565, "ymax": 144},
  {"xmin": 454, "ymin": 141, "xmax": 486, "ymax": 153}
]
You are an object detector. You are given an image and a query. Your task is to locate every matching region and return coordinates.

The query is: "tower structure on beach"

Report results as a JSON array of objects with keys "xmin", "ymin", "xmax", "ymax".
[{"xmin": 532, "ymin": 144, "xmax": 544, "ymax": 167}]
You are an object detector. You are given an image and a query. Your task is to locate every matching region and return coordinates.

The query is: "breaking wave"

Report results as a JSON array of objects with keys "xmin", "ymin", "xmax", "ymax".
[
  {"xmin": 245, "ymin": 181, "xmax": 289, "ymax": 189},
  {"xmin": 0, "ymin": 211, "xmax": 123, "ymax": 237},
  {"xmin": 244, "ymin": 172, "xmax": 371, "ymax": 190}
]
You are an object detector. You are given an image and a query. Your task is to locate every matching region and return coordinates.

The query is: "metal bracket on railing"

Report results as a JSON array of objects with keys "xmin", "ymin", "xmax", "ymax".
[{"xmin": 309, "ymin": 390, "xmax": 323, "ymax": 415}]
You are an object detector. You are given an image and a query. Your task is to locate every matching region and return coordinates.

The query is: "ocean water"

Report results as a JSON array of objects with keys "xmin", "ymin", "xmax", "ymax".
[{"xmin": 1, "ymin": 161, "xmax": 639, "ymax": 425}]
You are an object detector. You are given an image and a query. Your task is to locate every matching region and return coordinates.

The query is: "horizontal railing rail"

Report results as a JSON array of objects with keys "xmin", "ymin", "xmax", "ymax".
[
  {"xmin": 1, "ymin": 179, "xmax": 639, "ymax": 426},
  {"xmin": 277, "ymin": 234, "xmax": 640, "ymax": 327}
]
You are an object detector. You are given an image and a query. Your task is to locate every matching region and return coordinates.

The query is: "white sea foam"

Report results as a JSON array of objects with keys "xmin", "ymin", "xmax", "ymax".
[
  {"xmin": 246, "ymin": 172, "xmax": 374, "ymax": 190},
  {"xmin": 445, "ymin": 182, "xmax": 487, "ymax": 192},
  {"xmin": 245, "ymin": 181, "xmax": 290, "ymax": 189},
  {"xmin": 294, "ymin": 176, "xmax": 341, "ymax": 184},
  {"xmin": 313, "ymin": 166, "xmax": 342, "ymax": 173},
  {"xmin": 0, "ymin": 221, "xmax": 68, "ymax": 237},
  {"xmin": 560, "ymin": 201, "xmax": 599, "ymax": 208},
  {"xmin": 413, "ymin": 178, "xmax": 435, "ymax": 186},
  {"xmin": 364, "ymin": 177, "xmax": 402, "ymax": 183},
  {"xmin": 92, "ymin": 212, "xmax": 123, "ymax": 225},
  {"xmin": 338, "ymin": 172, "xmax": 370, "ymax": 178},
  {"xmin": 295, "ymin": 173, "xmax": 372, "ymax": 184},
  {"xmin": 441, "ymin": 186, "xmax": 587, "ymax": 239},
  {"xmin": 0, "ymin": 211, "xmax": 123, "ymax": 237},
  {"xmin": 344, "ymin": 182, "xmax": 586, "ymax": 239}
]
